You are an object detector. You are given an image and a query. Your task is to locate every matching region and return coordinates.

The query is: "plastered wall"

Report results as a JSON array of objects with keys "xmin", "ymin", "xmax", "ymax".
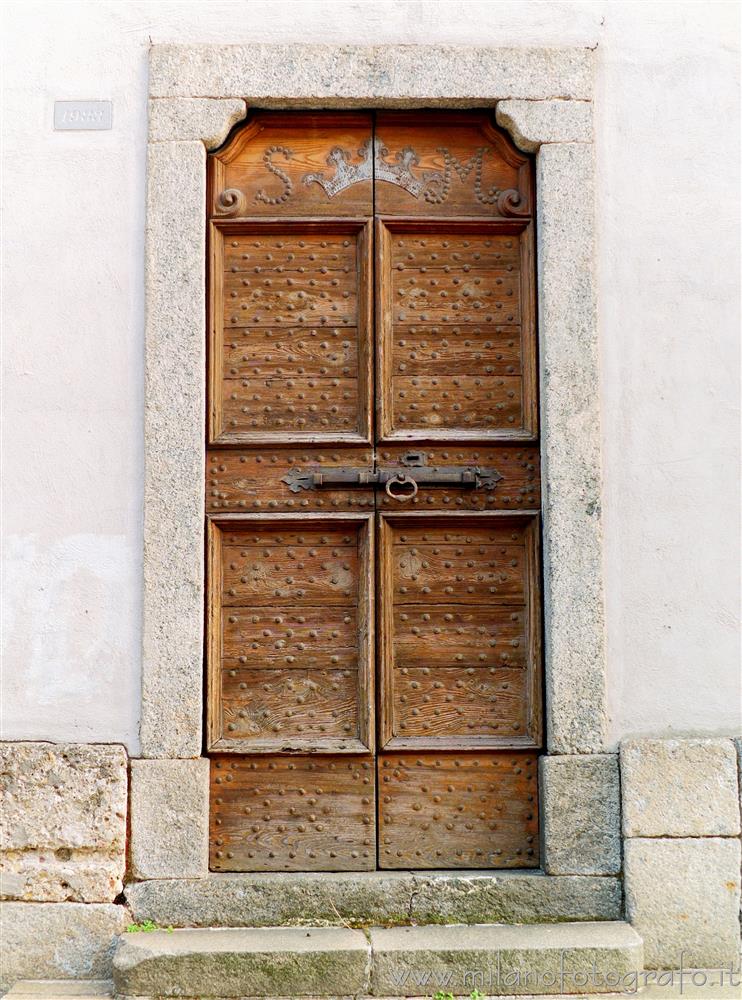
[{"xmin": 2, "ymin": 1, "xmax": 739, "ymax": 753}]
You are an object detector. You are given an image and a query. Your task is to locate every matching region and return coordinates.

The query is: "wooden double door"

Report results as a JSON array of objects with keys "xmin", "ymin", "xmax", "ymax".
[{"xmin": 206, "ymin": 111, "xmax": 542, "ymax": 871}]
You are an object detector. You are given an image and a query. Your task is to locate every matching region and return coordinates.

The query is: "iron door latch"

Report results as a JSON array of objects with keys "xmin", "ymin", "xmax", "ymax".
[{"xmin": 281, "ymin": 452, "xmax": 503, "ymax": 502}]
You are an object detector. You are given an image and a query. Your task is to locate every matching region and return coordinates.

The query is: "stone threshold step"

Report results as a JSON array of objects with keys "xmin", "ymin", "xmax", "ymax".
[
  {"xmin": 123, "ymin": 871, "xmax": 624, "ymax": 928},
  {"xmin": 5, "ymin": 983, "xmax": 113, "ymax": 1000},
  {"xmin": 10, "ymin": 977, "xmax": 742, "ymax": 1000},
  {"xmin": 113, "ymin": 921, "xmax": 642, "ymax": 998}
]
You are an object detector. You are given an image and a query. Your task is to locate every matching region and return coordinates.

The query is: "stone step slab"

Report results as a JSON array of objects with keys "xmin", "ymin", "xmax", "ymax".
[
  {"xmin": 11, "ymin": 971, "xmax": 742, "ymax": 1000},
  {"xmin": 112, "ymin": 926, "xmax": 370, "ymax": 997},
  {"xmin": 371, "ymin": 922, "xmax": 642, "ymax": 996},
  {"xmin": 112, "ymin": 921, "xmax": 642, "ymax": 997}
]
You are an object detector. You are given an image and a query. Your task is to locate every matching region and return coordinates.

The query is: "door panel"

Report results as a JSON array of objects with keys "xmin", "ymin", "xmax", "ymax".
[
  {"xmin": 378, "ymin": 751, "xmax": 539, "ymax": 869},
  {"xmin": 376, "ymin": 219, "xmax": 537, "ymax": 442},
  {"xmin": 206, "ymin": 110, "xmax": 541, "ymax": 873},
  {"xmin": 390, "ymin": 666, "xmax": 530, "ymax": 739},
  {"xmin": 211, "ymin": 755, "xmax": 376, "ymax": 871},
  {"xmin": 378, "ymin": 514, "xmax": 541, "ymax": 751},
  {"xmin": 207, "ymin": 446, "xmax": 375, "ymax": 515},
  {"xmin": 207, "ymin": 514, "xmax": 374, "ymax": 755},
  {"xmin": 209, "ymin": 219, "xmax": 373, "ymax": 445}
]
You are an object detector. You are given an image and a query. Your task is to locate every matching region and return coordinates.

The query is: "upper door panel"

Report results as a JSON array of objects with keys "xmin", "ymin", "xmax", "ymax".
[
  {"xmin": 210, "ymin": 112, "xmax": 373, "ymax": 218},
  {"xmin": 209, "ymin": 218, "xmax": 373, "ymax": 445},
  {"xmin": 376, "ymin": 217, "xmax": 537, "ymax": 442},
  {"xmin": 373, "ymin": 112, "xmax": 534, "ymax": 218}
]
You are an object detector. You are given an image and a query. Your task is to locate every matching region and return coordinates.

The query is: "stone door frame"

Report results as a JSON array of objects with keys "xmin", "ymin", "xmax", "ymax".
[{"xmin": 138, "ymin": 44, "xmax": 614, "ymax": 887}]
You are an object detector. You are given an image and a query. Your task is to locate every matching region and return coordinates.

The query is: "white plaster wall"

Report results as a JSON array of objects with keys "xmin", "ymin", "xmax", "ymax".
[{"xmin": 2, "ymin": 1, "xmax": 739, "ymax": 752}]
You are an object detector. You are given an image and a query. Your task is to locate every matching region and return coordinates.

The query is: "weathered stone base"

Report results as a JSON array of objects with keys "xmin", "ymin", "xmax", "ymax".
[
  {"xmin": 620, "ymin": 737, "xmax": 742, "ymax": 970},
  {"xmin": 113, "ymin": 922, "xmax": 642, "ymax": 998},
  {"xmin": 621, "ymin": 738, "xmax": 740, "ymax": 837},
  {"xmin": 129, "ymin": 759, "xmax": 209, "ymax": 880},
  {"xmin": 124, "ymin": 871, "xmax": 623, "ymax": 927},
  {"xmin": 1, "ymin": 850, "xmax": 125, "ymax": 904},
  {"xmin": 0, "ymin": 903, "xmax": 130, "ymax": 992},
  {"xmin": 0, "ymin": 743, "xmax": 127, "ymax": 903},
  {"xmin": 624, "ymin": 838, "xmax": 741, "ymax": 970}
]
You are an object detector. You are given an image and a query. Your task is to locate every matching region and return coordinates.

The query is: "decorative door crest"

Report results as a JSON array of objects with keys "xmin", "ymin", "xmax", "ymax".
[{"xmin": 216, "ymin": 136, "xmax": 527, "ymax": 216}]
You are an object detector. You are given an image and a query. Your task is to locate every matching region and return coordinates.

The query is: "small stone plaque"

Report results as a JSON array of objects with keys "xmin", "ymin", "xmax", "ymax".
[{"xmin": 54, "ymin": 100, "xmax": 112, "ymax": 131}]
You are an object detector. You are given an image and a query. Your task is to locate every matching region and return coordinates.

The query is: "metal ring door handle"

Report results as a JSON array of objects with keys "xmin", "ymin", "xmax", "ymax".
[{"xmin": 384, "ymin": 474, "xmax": 418, "ymax": 502}]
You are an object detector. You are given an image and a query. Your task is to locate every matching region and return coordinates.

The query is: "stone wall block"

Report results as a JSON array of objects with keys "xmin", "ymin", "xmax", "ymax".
[
  {"xmin": 129, "ymin": 758, "xmax": 209, "ymax": 879},
  {"xmin": 148, "ymin": 98, "xmax": 247, "ymax": 148},
  {"xmin": 141, "ymin": 140, "xmax": 206, "ymax": 759},
  {"xmin": 537, "ymin": 142, "xmax": 606, "ymax": 754},
  {"xmin": 624, "ymin": 837, "xmax": 741, "ymax": 969},
  {"xmin": 621, "ymin": 737, "xmax": 741, "ymax": 837},
  {"xmin": 0, "ymin": 901, "xmax": 130, "ymax": 991},
  {"xmin": 496, "ymin": 99, "xmax": 593, "ymax": 152},
  {"xmin": 0, "ymin": 742, "xmax": 127, "ymax": 902},
  {"xmin": 540, "ymin": 754, "xmax": 621, "ymax": 875}
]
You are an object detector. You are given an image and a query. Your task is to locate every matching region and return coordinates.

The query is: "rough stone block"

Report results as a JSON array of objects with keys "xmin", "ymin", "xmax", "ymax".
[
  {"xmin": 0, "ymin": 902, "xmax": 129, "ymax": 992},
  {"xmin": 624, "ymin": 837, "xmax": 741, "ymax": 969},
  {"xmin": 537, "ymin": 142, "xmax": 605, "ymax": 755},
  {"xmin": 148, "ymin": 98, "xmax": 246, "ymax": 148},
  {"xmin": 149, "ymin": 44, "xmax": 594, "ymax": 102},
  {"xmin": 0, "ymin": 743, "xmax": 127, "ymax": 902},
  {"xmin": 369, "ymin": 922, "xmax": 642, "ymax": 997},
  {"xmin": 129, "ymin": 759, "xmax": 208, "ymax": 879},
  {"xmin": 123, "ymin": 870, "xmax": 623, "ymax": 928},
  {"xmin": 496, "ymin": 99, "xmax": 593, "ymax": 152},
  {"xmin": 540, "ymin": 754, "xmax": 621, "ymax": 875},
  {"xmin": 113, "ymin": 926, "xmax": 370, "ymax": 997},
  {"xmin": 622, "ymin": 738, "xmax": 741, "ymax": 837},
  {"xmin": 141, "ymin": 139, "xmax": 206, "ymax": 759}
]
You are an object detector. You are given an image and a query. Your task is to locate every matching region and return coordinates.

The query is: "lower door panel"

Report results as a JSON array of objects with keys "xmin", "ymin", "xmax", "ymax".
[
  {"xmin": 377, "ymin": 750, "xmax": 539, "ymax": 869},
  {"xmin": 210, "ymin": 755, "xmax": 376, "ymax": 872}
]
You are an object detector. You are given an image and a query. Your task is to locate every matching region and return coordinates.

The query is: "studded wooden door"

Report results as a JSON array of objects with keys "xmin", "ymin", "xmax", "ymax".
[{"xmin": 206, "ymin": 111, "xmax": 542, "ymax": 871}]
